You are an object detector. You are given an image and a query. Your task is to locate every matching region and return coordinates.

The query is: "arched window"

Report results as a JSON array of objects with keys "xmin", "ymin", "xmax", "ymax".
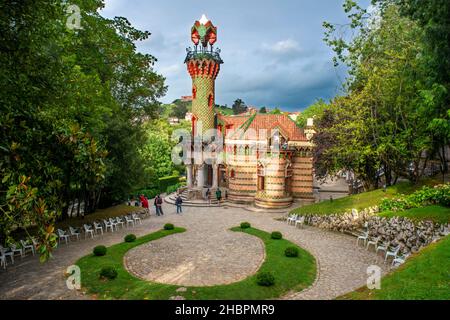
[
  {"xmin": 230, "ymin": 169, "xmax": 236, "ymax": 179},
  {"xmin": 208, "ymin": 93, "xmax": 214, "ymax": 109},
  {"xmin": 192, "ymin": 86, "xmax": 197, "ymax": 99},
  {"xmin": 233, "ymin": 145, "xmax": 237, "ymax": 155}
]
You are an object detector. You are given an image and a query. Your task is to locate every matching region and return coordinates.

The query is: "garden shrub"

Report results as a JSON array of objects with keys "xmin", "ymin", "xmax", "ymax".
[
  {"xmin": 93, "ymin": 245, "xmax": 107, "ymax": 256},
  {"xmin": 240, "ymin": 222, "xmax": 251, "ymax": 229},
  {"xmin": 124, "ymin": 234, "xmax": 137, "ymax": 243},
  {"xmin": 164, "ymin": 223, "xmax": 175, "ymax": 230},
  {"xmin": 256, "ymin": 271, "xmax": 275, "ymax": 287},
  {"xmin": 380, "ymin": 184, "xmax": 450, "ymax": 212},
  {"xmin": 285, "ymin": 246, "xmax": 299, "ymax": 258},
  {"xmin": 271, "ymin": 231, "xmax": 283, "ymax": 240},
  {"xmin": 159, "ymin": 175, "xmax": 180, "ymax": 193},
  {"xmin": 166, "ymin": 182, "xmax": 187, "ymax": 195},
  {"xmin": 135, "ymin": 188, "xmax": 159, "ymax": 199},
  {"xmin": 99, "ymin": 266, "xmax": 118, "ymax": 280}
]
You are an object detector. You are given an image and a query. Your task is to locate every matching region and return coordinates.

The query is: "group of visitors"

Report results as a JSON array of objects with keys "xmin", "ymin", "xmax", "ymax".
[
  {"xmin": 132, "ymin": 194, "xmax": 165, "ymax": 216},
  {"xmin": 130, "ymin": 187, "xmax": 226, "ymax": 216}
]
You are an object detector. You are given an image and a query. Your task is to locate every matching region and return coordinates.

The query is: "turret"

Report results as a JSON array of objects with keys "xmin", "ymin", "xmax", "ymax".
[{"xmin": 185, "ymin": 15, "xmax": 223, "ymax": 135}]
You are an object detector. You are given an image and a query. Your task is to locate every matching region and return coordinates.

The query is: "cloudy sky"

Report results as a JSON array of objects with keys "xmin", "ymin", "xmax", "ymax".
[{"xmin": 101, "ymin": 0, "xmax": 369, "ymax": 112}]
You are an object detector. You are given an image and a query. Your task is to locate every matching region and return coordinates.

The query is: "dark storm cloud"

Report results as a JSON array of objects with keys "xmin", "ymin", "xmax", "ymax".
[{"xmin": 101, "ymin": 0, "xmax": 368, "ymax": 111}]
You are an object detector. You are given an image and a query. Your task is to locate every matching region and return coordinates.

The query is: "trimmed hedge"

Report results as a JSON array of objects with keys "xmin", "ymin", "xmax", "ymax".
[
  {"xmin": 240, "ymin": 222, "xmax": 251, "ymax": 229},
  {"xmin": 100, "ymin": 266, "xmax": 118, "ymax": 280},
  {"xmin": 164, "ymin": 223, "xmax": 175, "ymax": 230},
  {"xmin": 285, "ymin": 246, "xmax": 299, "ymax": 258},
  {"xmin": 159, "ymin": 175, "xmax": 180, "ymax": 193},
  {"xmin": 124, "ymin": 234, "xmax": 137, "ymax": 243},
  {"xmin": 93, "ymin": 245, "xmax": 107, "ymax": 256},
  {"xmin": 256, "ymin": 272, "xmax": 275, "ymax": 287},
  {"xmin": 271, "ymin": 231, "xmax": 283, "ymax": 240}
]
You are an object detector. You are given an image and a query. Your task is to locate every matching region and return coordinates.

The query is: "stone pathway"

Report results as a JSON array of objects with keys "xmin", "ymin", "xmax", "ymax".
[{"xmin": 0, "ymin": 203, "xmax": 389, "ymax": 300}]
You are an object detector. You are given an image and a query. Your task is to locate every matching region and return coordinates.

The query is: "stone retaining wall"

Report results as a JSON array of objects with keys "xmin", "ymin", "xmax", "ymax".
[{"xmin": 300, "ymin": 206, "xmax": 449, "ymax": 254}]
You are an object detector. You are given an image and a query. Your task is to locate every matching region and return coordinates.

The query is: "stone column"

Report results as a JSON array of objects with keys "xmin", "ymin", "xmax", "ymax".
[
  {"xmin": 197, "ymin": 164, "xmax": 205, "ymax": 188},
  {"xmin": 212, "ymin": 164, "xmax": 219, "ymax": 189},
  {"xmin": 186, "ymin": 165, "xmax": 193, "ymax": 188}
]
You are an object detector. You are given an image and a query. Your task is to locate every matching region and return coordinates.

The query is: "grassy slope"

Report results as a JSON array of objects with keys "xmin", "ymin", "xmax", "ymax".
[
  {"xmin": 379, "ymin": 205, "xmax": 450, "ymax": 224},
  {"xmin": 339, "ymin": 235, "xmax": 450, "ymax": 300},
  {"xmin": 76, "ymin": 227, "xmax": 316, "ymax": 300},
  {"xmin": 292, "ymin": 179, "xmax": 440, "ymax": 215}
]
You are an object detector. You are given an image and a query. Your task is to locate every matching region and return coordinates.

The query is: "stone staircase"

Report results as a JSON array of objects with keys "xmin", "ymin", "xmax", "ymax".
[{"xmin": 164, "ymin": 189, "xmax": 225, "ymax": 207}]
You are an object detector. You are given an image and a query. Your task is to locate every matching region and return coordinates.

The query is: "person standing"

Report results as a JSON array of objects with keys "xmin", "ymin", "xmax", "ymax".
[
  {"xmin": 205, "ymin": 188, "xmax": 211, "ymax": 205},
  {"xmin": 175, "ymin": 194, "xmax": 183, "ymax": 214},
  {"xmin": 215, "ymin": 188, "xmax": 222, "ymax": 204},
  {"xmin": 140, "ymin": 195, "xmax": 150, "ymax": 216},
  {"xmin": 154, "ymin": 195, "xmax": 160, "ymax": 216},
  {"xmin": 155, "ymin": 194, "xmax": 164, "ymax": 216}
]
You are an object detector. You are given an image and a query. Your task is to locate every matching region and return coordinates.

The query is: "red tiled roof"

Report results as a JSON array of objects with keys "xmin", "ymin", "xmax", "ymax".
[{"xmin": 218, "ymin": 114, "xmax": 307, "ymax": 141}]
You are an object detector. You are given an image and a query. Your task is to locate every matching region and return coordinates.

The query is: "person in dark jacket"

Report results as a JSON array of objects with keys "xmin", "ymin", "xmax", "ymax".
[
  {"xmin": 175, "ymin": 194, "xmax": 183, "ymax": 214},
  {"xmin": 154, "ymin": 195, "xmax": 164, "ymax": 216}
]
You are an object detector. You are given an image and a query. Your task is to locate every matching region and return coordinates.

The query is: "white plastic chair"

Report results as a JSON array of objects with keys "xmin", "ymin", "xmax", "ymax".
[
  {"xmin": 366, "ymin": 236, "xmax": 381, "ymax": 251},
  {"xmin": 57, "ymin": 229, "xmax": 70, "ymax": 244},
  {"xmin": 94, "ymin": 222, "xmax": 104, "ymax": 235},
  {"xmin": 108, "ymin": 218, "xmax": 118, "ymax": 231},
  {"xmin": 132, "ymin": 213, "xmax": 142, "ymax": 225},
  {"xmin": 69, "ymin": 226, "xmax": 80, "ymax": 241},
  {"xmin": 392, "ymin": 253, "xmax": 410, "ymax": 267},
  {"xmin": 83, "ymin": 224, "xmax": 94, "ymax": 239},
  {"xmin": 10, "ymin": 244, "xmax": 23, "ymax": 258},
  {"xmin": 295, "ymin": 216, "xmax": 305, "ymax": 228},
  {"xmin": 115, "ymin": 217, "xmax": 124, "ymax": 229},
  {"xmin": 20, "ymin": 239, "xmax": 35, "ymax": 256},
  {"xmin": 0, "ymin": 252, "xmax": 5, "ymax": 269},
  {"xmin": 385, "ymin": 245, "xmax": 401, "ymax": 263},
  {"xmin": 124, "ymin": 215, "xmax": 134, "ymax": 228},
  {"xmin": 0, "ymin": 245, "xmax": 14, "ymax": 264},
  {"xmin": 103, "ymin": 219, "xmax": 114, "ymax": 233},
  {"xmin": 356, "ymin": 231, "xmax": 369, "ymax": 246},
  {"xmin": 287, "ymin": 214, "xmax": 298, "ymax": 225},
  {"xmin": 376, "ymin": 241, "xmax": 390, "ymax": 256}
]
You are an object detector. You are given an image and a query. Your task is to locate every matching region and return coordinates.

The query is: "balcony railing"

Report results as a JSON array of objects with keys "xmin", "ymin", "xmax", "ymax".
[{"xmin": 185, "ymin": 47, "xmax": 223, "ymax": 64}]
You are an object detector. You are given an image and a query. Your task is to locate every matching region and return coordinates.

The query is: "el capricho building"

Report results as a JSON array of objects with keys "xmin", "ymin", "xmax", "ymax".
[{"xmin": 183, "ymin": 15, "xmax": 314, "ymax": 209}]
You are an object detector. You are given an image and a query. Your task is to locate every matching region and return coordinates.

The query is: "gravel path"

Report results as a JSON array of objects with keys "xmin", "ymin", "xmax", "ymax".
[{"xmin": 0, "ymin": 203, "xmax": 388, "ymax": 300}]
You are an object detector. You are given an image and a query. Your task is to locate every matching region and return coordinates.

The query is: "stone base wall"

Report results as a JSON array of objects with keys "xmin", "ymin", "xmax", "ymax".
[{"xmin": 300, "ymin": 207, "xmax": 449, "ymax": 254}]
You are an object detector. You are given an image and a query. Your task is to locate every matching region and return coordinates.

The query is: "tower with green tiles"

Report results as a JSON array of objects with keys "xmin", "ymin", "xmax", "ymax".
[
  {"xmin": 185, "ymin": 14, "xmax": 223, "ymax": 135},
  {"xmin": 185, "ymin": 15, "xmax": 223, "ymax": 190}
]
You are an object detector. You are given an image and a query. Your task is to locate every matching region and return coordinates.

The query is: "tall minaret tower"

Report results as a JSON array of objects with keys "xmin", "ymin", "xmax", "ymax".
[
  {"xmin": 185, "ymin": 15, "xmax": 223, "ymax": 190},
  {"xmin": 185, "ymin": 14, "xmax": 223, "ymax": 135}
]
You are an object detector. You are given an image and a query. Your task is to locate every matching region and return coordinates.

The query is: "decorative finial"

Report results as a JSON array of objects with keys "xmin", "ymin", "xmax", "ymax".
[{"xmin": 199, "ymin": 14, "xmax": 209, "ymax": 25}]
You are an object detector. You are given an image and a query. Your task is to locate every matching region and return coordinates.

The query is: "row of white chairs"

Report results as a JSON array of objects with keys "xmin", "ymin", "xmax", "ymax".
[
  {"xmin": 285, "ymin": 214, "xmax": 306, "ymax": 228},
  {"xmin": 357, "ymin": 232, "xmax": 409, "ymax": 266},
  {"xmin": 56, "ymin": 214, "xmax": 144, "ymax": 244},
  {"xmin": 1, "ymin": 238, "xmax": 38, "ymax": 269},
  {"xmin": 1, "ymin": 213, "xmax": 146, "ymax": 269}
]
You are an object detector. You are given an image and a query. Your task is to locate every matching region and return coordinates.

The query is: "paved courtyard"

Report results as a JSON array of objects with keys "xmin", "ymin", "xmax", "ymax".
[{"xmin": 0, "ymin": 203, "xmax": 389, "ymax": 300}]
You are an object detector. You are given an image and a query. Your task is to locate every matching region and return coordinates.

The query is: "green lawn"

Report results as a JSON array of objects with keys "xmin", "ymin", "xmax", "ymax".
[
  {"xmin": 76, "ymin": 226, "xmax": 316, "ymax": 300},
  {"xmin": 291, "ymin": 179, "xmax": 440, "ymax": 216},
  {"xmin": 339, "ymin": 235, "xmax": 450, "ymax": 300},
  {"xmin": 379, "ymin": 205, "xmax": 450, "ymax": 224}
]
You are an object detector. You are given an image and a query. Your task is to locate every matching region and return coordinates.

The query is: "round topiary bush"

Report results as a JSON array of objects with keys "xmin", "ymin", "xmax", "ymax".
[
  {"xmin": 93, "ymin": 245, "xmax": 107, "ymax": 256},
  {"xmin": 285, "ymin": 246, "xmax": 299, "ymax": 258},
  {"xmin": 240, "ymin": 222, "xmax": 251, "ymax": 229},
  {"xmin": 256, "ymin": 271, "xmax": 275, "ymax": 287},
  {"xmin": 271, "ymin": 231, "xmax": 283, "ymax": 240},
  {"xmin": 164, "ymin": 223, "xmax": 175, "ymax": 230},
  {"xmin": 99, "ymin": 266, "xmax": 118, "ymax": 280},
  {"xmin": 124, "ymin": 234, "xmax": 136, "ymax": 243}
]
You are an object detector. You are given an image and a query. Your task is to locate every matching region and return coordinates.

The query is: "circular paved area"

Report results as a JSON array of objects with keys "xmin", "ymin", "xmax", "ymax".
[
  {"xmin": 125, "ymin": 229, "xmax": 265, "ymax": 286},
  {"xmin": 0, "ymin": 203, "xmax": 389, "ymax": 300}
]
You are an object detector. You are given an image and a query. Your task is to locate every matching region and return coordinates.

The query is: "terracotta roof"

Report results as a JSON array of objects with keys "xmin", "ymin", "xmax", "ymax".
[{"xmin": 218, "ymin": 114, "xmax": 307, "ymax": 141}]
